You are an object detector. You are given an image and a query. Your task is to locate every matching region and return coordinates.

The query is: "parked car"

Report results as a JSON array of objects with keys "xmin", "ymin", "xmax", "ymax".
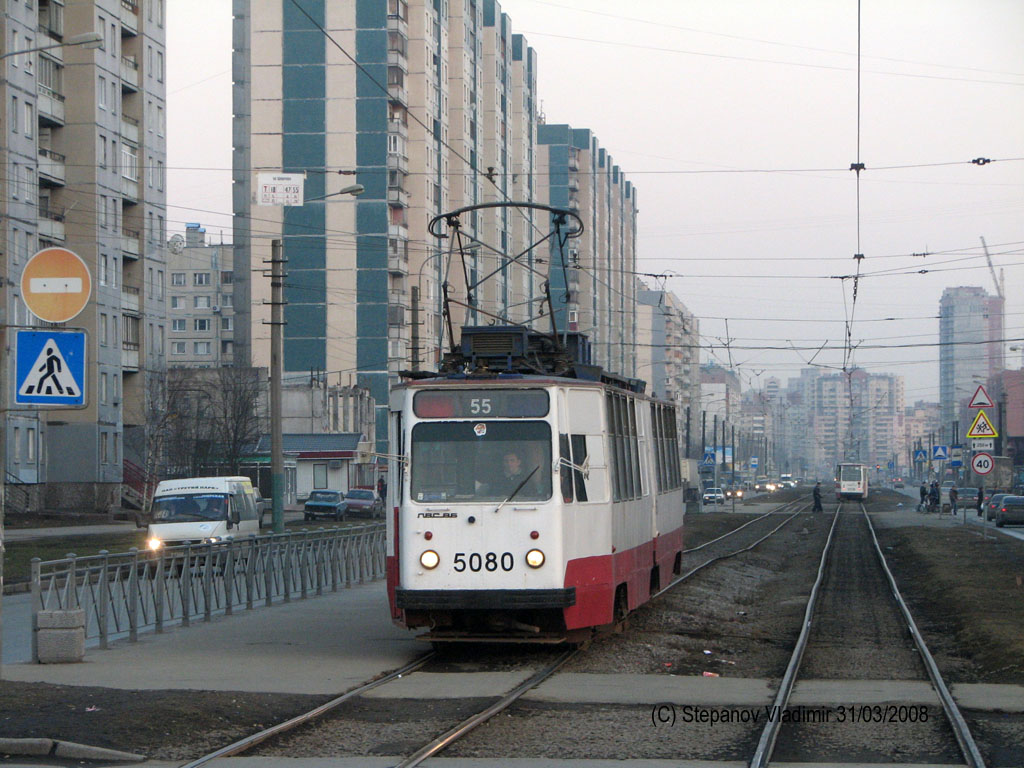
[
  {"xmin": 993, "ymin": 495, "xmax": 1024, "ymax": 527},
  {"xmin": 702, "ymin": 488, "xmax": 725, "ymax": 505},
  {"xmin": 344, "ymin": 488, "xmax": 384, "ymax": 518},
  {"xmin": 303, "ymin": 490, "xmax": 348, "ymax": 521}
]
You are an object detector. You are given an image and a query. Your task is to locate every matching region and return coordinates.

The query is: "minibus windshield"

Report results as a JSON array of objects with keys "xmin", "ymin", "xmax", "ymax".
[{"xmin": 151, "ymin": 493, "xmax": 229, "ymax": 522}]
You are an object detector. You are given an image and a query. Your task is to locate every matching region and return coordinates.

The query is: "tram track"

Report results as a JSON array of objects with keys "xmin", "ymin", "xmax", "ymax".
[
  {"xmin": 183, "ymin": 497, "xmax": 820, "ymax": 765},
  {"xmin": 751, "ymin": 502, "xmax": 986, "ymax": 768}
]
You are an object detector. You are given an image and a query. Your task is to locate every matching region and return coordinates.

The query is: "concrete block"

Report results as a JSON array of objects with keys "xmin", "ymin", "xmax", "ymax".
[
  {"xmin": 35, "ymin": 610, "xmax": 86, "ymax": 663},
  {"xmin": 53, "ymin": 740, "xmax": 145, "ymax": 762},
  {"xmin": 0, "ymin": 737, "xmax": 53, "ymax": 755},
  {"xmin": 35, "ymin": 609, "xmax": 85, "ymax": 629}
]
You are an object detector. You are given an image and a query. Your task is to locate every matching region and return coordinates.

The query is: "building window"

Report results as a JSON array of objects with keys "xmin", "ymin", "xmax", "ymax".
[
  {"xmin": 13, "ymin": 427, "xmax": 20, "ymax": 463},
  {"xmin": 171, "ymin": 272, "xmax": 185, "ymax": 286},
  {"xmin": 221, "ymin": 340, "xmax": 233, "ymax": 355},
  {"xmin": 157, "ymin": 270, "xmax": 164, "ymax": 299},
  {"xmin": 171, "ymin": 341, "xmax": 186, "ymax": 355},
  {"xmin": 194, "ymin": 295, "xmax": 210, "ymax": 309},
  {"xmin": 194, "ymin": 272, "xmax": 210, "ymax": 286},
  {"xmin": 313, "ymin": 463, "xmax": 328, "ymax": 489},
  {"xmin": 100, "ymin": 372, "xmax": 108, "ymax": 403},
  {"xmin": 99, "ymin": 75, "xmax": 107, "ymax": 108},
  {"xmin": 171, "ymin": 319, "xmax": 185, "ymax": 332},
  {"xmin": 24, "ymin": 102, "xmax": 33, "ymax": 137},
  {"xmin": 100, "ymin": 254, "xmax": 108, "ymax": 285},
  {"xmin": 194, "ymin": 341, "xmax": 211, "ymax": 355},
  {"xmin": 221, "ymin": 293, "xmax": 233, "ymax": 308},
  {"xmin": 101, "ymin": 433, "xmax": 109, "ymax": 464},
  {"xmin": 221, "ymin": 270, "xmax": 233, "ymax": 285},
  {"xmin": 100, "ymin": 313, "xmax": 108, "ymax": 345},
  {"xmin": 170, "ymin": 296, "xmax": 182, "ymax": 309},
  {"xmin": 121, "ymin": 144, "xmax": 138, "ymax": 180},
  {"xmin": 221, "ymin": 316, "xmax": 233, "ymax": 331},
  {"xmin": 26, "ymin": 428, "xmax": 35, "ymax": 462},
  {"xmin": 194, "ymin": 318, "xmax": 210, "ymax": 332}
]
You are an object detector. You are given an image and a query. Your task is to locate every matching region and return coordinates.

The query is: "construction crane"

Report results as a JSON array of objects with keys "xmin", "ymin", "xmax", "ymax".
[{"xmin": 980, "ymin": 236, "xmax": 1004, "ymax": 299}]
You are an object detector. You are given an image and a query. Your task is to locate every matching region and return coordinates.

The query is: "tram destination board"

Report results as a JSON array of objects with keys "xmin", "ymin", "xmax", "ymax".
[{"xmin": 414, "ymin": 388, "xmax": 549, "ymax": 418}]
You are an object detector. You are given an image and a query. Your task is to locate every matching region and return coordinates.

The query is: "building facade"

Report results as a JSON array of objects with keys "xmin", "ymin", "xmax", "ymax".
[
  {"xmin": 2, "ymin": 0, "xmax": 166, "ymax": 511},
  {"xmin": 939, "ymin": 286, "xmax": 1004, "ymax": 444},
  {"xmin": 166, "ymin": 224, "xmax": 235, "ymax": 367}
]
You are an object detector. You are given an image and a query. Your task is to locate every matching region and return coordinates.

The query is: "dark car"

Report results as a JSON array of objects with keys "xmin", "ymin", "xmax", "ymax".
[
  {"xmin": 985, "ymin": 492, "xmax": 1010, "ymax": 521},
  {"xmin": 344, "ymin": 488, "xmax": 384, "ymax": 518},
  {"xmin": 304, "ymin": 490, "xmax": 348, "ymax": 521},
  {"xmin": 993, "ymin": 495, "xmax": 1024, "ymax": 527}
]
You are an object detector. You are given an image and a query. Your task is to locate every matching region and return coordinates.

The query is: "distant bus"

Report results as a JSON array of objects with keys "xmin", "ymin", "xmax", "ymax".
[{"xmin": 835, "ymin": 463, "xmax": 869, "ymax": 501}]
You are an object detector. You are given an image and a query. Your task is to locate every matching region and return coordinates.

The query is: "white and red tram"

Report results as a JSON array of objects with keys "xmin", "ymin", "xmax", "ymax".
[{"xmin": 386, "ymin": 337, "xmax": 686, "ymax": 642}]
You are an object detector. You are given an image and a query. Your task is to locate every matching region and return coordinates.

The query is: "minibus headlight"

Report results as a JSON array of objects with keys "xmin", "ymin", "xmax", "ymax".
[
  {"xmin": 147, "ymin": 538, "xmax": 164, "ymax": 551},
  {"xmin": 420, "ymin": 550, "xmax": 440, "ymax": 569},
  {"xmin": 525, "ymin": 549, "xmax": 545, "ymax": 568}
]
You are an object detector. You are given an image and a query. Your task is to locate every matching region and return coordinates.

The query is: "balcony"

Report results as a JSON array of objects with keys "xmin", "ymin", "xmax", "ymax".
[
  {"xmin": 38, "ymin": 206, "xmax": 66, "ymax": 241},
  {"xmin": 388, "ymin": 252, "xmax": 408, "ymax": 275},
  {"xmin": 121, "ymin": 346, "xmax": 140, "ymax": 372},
  {"xmin": 387, "ymin": 12, "xmax": 408, "ymax": 39},
  {"xmin": 121, "ymin": 176, "xmax": 139, "ymax": 204},
  {"xmin": 121, "ymin": 228, "xmax": 141, "ymax": 259},
  {"xmin": 120, "ymin": 56, "xmax": 139, "ymax": 91},
  {"xmin": 38, "ymin": 148, "xmax": 67, "ymax": 187},
  {"xmin": 120, "ymin": 115, "xmax": 139, "ymax": 144},
  {"xmin": 37, "ymin": 84, "xmax": 66, "ymax": 126},
  {"xmin": 387, "ymin": 80, "xmax": 408, "ymax": 105},
  {"xmin": 120, "ymin": 0, "xmax": 139, "ymax": 36},
  {"xmin": 388, "ymin": 117, "xmax": 408, "ymax": 139},
  {"xmin": 121, "ymin": 285, "xmax": 140, "ymax": 313},
  {"xmin": 387, "ymin": 185, "xmax": 409, "ymax": 207},
  {"xmin": 387, "ymin": 48, "xmax": 408, "ymax": 73},
  {"xmin": 386, "ymin": 152, "xmax": 408, "ymax": 174},
  {"xmin": 387, "ymin": 223, "xmax": 408, "ymax": 241},
  {"xmin": 387, "ymin": 303, "xmax": 406, "ymax": 327}
]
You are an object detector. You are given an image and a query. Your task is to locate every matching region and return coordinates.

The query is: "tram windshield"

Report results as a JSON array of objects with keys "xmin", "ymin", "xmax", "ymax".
[
  {"xmin": 410, "ymin": 421, "xmax": 553, "ymax": 503},
  {"xmin": 839, "ymin": 465, "xmax": 863, "ymax": 482}
]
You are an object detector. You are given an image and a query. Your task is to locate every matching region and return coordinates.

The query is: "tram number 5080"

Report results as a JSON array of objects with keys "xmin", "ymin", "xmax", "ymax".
[{"xmin": 454, "ymin": 552, "xmax": 514, "ymax": 572}]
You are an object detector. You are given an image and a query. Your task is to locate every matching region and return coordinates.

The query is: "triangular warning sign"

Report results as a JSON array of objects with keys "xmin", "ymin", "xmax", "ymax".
[
  {"xmin": 968, "ymin": 385, "xmax": 994, "ymax": 409},
  {"xmin": 966, "ymin": 409, "xmax": 999, "ymax": 439},
  {"xmin": 18, "ymin": 338, "xmax": 79, "ymax": 398}
]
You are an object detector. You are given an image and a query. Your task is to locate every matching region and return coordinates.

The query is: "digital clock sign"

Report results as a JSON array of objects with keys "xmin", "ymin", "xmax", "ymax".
[{"xmin": 414, "ymin": 389, "xmax": 549, "ymax": 418}]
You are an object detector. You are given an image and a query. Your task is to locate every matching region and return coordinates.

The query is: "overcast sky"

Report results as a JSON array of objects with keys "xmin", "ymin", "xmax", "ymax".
[{"xmin": 168, "ymin": 1, "xmax": 1024, "ymax": 402}]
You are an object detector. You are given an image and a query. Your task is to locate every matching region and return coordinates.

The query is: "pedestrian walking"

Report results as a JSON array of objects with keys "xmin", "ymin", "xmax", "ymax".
[
  {"xmin": 812, "ymin": 481, "xmax": 823, "ymax": 512},
  {"xmin": 919, "ymin": 483, "xmax": 927, "ymax": 512},
  {"xmin": 949, "ymin": 485, "xmax": 959, "ymax": 516},
  {"xmin": 977, "ymin": 485, "xmax": 984, "ymax": 517}
]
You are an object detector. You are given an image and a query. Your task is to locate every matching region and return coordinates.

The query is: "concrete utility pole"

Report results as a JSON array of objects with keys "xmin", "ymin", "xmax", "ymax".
[{"xmin": 269, "ymin": 239, "xmax": 285, "ymax": 533}]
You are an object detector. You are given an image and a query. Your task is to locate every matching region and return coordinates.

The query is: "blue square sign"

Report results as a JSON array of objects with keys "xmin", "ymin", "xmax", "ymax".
[{"xmin": 15, "ymin": 330, "xmax": 87, "ymax": 406}]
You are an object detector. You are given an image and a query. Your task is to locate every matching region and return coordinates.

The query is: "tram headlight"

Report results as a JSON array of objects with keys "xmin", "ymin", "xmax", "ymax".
[
  {"xmin": 525, "ymin": 549, "xmax": 545, "ymax": 568},
  {"xmin": 147, "ymin": 537, "xmax": 164, "ymax": 552},
  {"xmin": 420, "ymin": 550, "xmax": 440, "ymax": 569}
]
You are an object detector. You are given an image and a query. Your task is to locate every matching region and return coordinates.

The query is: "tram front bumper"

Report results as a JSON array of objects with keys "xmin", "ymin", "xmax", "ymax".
[{"xmin": 396, "ymin": 588, "xmax": 576, "ymax": 610}]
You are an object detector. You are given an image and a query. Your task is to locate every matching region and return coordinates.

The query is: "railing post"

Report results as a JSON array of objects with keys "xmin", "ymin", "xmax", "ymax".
[
  {"xmin": 127, "ymin": 548, "xmax": 139, "ymax": 643},
  {"xmin": 98, "ymin": 551, "xmax": 110, "ymax": 650},
  {"xmin": 330, "ymin": 531, "xmax": 340, "ymax": 592},
  {"xmin": 154, "ymin": 549, "xmax": 165, "ymax": 633},
  {"xmin": 65, "ymin": 553, "xmax": 79, "ymax": 610},
  {"xmin": 315, "ymin": 534, "xmax": 324, "ymax": 597},
  {"xmin": 264, "ymin": 537, "xmax": 274, "ymax": 608},
  {"xmin": 30, "ymin": 558, "xmax": 42, "ymax": 663},
  {"xmin": 182, "ymin": 543, "xmax": 192, "ymax": 627},
  {"xmin": 245, "ymin": 536, "xmax": 256, "ymax": 611},
  {"xmin": 203, "ymin": 542, "xmax": 213, "ymax": 622},
  {"xmin": 283, "ymin": 534, "xmax": 292, "ymax": 603},
  {"xmin": 224, "ymin": 540, "xmax": 235, "ymax": 616},
  {"xmin": 299, "ymin": 532, "xmax": 309, "ymax": 600}
]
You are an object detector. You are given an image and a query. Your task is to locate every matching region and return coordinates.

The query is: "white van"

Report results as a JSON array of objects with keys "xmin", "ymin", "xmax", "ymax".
[{"xmin": 146, "ymin": 476, "xmax": 262, "ymax": 550}]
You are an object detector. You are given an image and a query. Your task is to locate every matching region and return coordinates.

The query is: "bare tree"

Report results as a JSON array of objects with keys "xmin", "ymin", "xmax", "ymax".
[{"xmin": 209, "ymin": 367, "xmax": 263, "ymax": 474}]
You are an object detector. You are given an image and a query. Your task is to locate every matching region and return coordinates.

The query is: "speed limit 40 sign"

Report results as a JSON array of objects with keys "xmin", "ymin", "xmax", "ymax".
[{"xmin": 971, "ymin": 452, "xmax": 993, "ymax": 475}]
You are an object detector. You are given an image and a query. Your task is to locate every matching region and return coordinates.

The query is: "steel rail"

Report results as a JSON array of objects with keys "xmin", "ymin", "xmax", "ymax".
[
  {"xmin": 862, "ymin": 506, "xmax": 987, "ymax": 768},
  {"xmin": 683, "ymin": 495, "xmax": 810, "ymax": 554},
  {"xmin": 180, "ymin": 652, "xmax": 435, "ymax": 768},
  {"xmin": 392, "ymin": 647, "xmax": 579, "ymax": 768},
  {"xmin": 749, "ymin": 504, "xmax": 843, "ymax": 768},
  {"xmin": 654, "ymin": 503, "xmax": 811, "ymax": 600}
]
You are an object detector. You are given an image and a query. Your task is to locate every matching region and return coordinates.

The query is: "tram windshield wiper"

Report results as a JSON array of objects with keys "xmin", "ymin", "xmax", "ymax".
[{"xmin": 494, "ymin": 465, "xmax": 540, "ymax": 514}]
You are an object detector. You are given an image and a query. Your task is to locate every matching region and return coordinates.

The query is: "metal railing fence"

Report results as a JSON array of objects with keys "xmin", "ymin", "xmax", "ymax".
[{"xmin": 30, "ymin": 524, "xmax": 386, "ymax": 659}]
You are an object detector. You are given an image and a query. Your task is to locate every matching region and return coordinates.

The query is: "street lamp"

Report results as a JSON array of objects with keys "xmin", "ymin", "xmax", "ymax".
[
  {"xmin": 0, "ymin": 31, "xmax": 104, "ymax": 61},
  {"xmin": 269, "ymin": 182, "xmax": 364, "ymax": 532}
]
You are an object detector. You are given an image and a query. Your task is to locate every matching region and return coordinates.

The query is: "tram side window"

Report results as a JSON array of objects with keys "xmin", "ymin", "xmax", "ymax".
[
  {"xmin": 607, "ymin": 394, "xmax": 621, "ymax": 502},
  {"xmin": 628, "ymin": 398, "xmax": 642, "ymax": 498},
  {"xmin": 570, "ymin": 434, "xmax": 588, "ymax": 502},
  {"xmin": 559, "ymin": 434, "xmax": 574, "ymax": 503},
  {"xmin": 607, "ymin": 392, "xmax": 641, "ymax": 502}
]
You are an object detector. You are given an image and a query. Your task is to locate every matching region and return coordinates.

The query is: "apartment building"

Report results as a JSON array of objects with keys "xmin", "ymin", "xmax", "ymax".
[
  {"xmin": 939, "ymin": 286, "xmax": 1005, "ymax": 444},
  {"xmin": 536, "ymin": 124, "xmax": 638, "ymax": 377},
  {"xmin": 636, "ymin": 283, "xmax": 700, "ymax": 455},
  {"xmin": 166, "ymin": 224, "xmax": 235, "ymax": 367},
  {"xmin": 2, "ymin": 0, "xmax": 166, "ymax": 511}
]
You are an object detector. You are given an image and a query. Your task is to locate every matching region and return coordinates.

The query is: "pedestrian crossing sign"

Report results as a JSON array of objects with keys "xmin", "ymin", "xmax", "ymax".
[
  {"xmin": 913, "ymin": 449, "xmax": 927, "ymax": 462},
  {"xmin": 15, "ymin": 329, "xmax": 87, "ymax": 407}
]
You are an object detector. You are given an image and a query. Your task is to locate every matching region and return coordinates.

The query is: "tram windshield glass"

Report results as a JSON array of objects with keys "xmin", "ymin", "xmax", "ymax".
[
  {"xmin": 839, "ymin": 465, "xmax": 863, "ymax": 482},
  {"xmin": 410, "ymin": 421, "xmax": 553, "ymax": 502}
]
